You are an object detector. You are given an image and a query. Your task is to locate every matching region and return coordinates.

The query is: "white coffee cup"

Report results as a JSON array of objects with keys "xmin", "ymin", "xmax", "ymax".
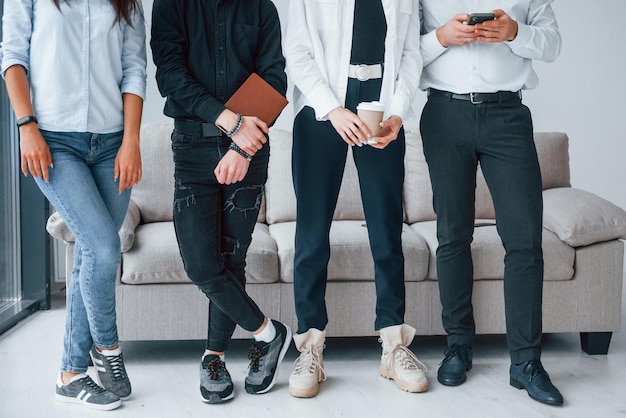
[{"xmin": 357, "ymin": 101, "xmax": 385, "ymax": 138}]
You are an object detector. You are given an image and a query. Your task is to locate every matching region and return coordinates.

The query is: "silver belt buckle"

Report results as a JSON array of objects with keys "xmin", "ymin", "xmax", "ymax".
[
  {"xmin": 355, "ymin": 64, "xmax": 371, "ymax": 82},
  {"xmin": 470, "ymin": 93, "xmax": 482, "ymax": 104}
]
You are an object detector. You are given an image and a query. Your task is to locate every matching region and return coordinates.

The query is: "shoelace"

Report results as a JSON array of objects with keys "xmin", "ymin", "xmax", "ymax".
[
  {"xmin": 525, "ymin": 359, "xmax": 548, "ymax": 382},
  {"xmin": 386, "ymin": 345, "xmax": 429, "ymax": 373},
  {"xmin": 78, "ymin": 376, "xmax": 107, "ymax": 394},
  {"xmin": 204, "ymin": 357, "xmax": 230, "ymax": 381},
  {"xmin": 104, "ymin": 353, "xmax": 128, "ymax": 381},
  {"xmin": 440, "ymin": 344, "xmax": 469, "ymax": 366},
  {"xmin": 248, "ymin": 345, "xmax": 262, "ymax": 372},
  {"xmin": 293, "ymin": 345, "xmax": 326, "ymax": 381}
]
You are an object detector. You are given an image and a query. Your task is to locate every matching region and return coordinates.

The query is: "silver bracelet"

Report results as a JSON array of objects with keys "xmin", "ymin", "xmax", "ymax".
[{"xmin": 224, "ymin": 113, "xmax": 243, "ymax": 137}]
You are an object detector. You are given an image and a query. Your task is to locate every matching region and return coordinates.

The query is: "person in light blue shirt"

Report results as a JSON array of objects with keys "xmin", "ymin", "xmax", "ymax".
[{"xmin": 1, "ymin": 0, "xmax": 146, "ymax": 411}]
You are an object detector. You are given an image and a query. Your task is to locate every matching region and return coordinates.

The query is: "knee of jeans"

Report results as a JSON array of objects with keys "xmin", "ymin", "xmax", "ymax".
[
  {"xmin": 83, "ymin": 236, "xmax": 121, "ymax": 269},
  {"xmin": 224, "ymin": 185, "xmax": 263, "ymax": 215},
  {"xmin": 221, "ymin": 235, "xmax": 249, "ymax": 270}
]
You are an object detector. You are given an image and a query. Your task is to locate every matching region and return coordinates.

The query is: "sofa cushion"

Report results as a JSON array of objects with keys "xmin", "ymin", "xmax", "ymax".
[
  {"xmin": 411, "ymin": 220, "xmax": 575, "ymax": 281},
  {"xmin": 265, "ymin": 128, "xmax": 365, "ymax": 224},
  {"xmin": 403, "ymin": 131, "xmax": 571, "ymax": 224},
  {"xmin": 122, "ymin": 222, "xmax": 278, "ymax": 285},
  {"xmin": 543, "ymin": 187, "xmax": 626, "ymax": 247},
  {"xmin": 269, "ymin": 220, "xmax": 429, "ymax": 283}
]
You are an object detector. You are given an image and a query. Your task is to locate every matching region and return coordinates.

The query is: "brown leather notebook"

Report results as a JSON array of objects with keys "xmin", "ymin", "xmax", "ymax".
[{"xmin": 225, "ymin": 73, "xmax": 289, "ymax": 125}]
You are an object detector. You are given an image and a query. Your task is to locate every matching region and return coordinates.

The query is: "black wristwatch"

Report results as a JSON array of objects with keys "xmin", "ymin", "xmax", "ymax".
[{"xmin": 16, "ymin": 115, "xmax": 38, "ymax": 127}]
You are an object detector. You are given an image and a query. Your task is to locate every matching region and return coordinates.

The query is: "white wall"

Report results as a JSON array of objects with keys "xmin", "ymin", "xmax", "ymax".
[{"xmin": 143, "ymin": 0, "xmax": 626, "ymax": 210}]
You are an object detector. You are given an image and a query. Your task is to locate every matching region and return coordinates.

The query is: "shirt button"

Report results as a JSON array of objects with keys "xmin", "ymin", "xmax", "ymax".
[
  {"xmin": 219, "ymin": 96, "xmax": 225, "ymax": 101},
  {"xmin": 219, "ymin": 71, "xmax": 224, "ymax": 75},
  {"xmin": 219, "ymin": 47, "xmax": 224, "ymax": 51}
]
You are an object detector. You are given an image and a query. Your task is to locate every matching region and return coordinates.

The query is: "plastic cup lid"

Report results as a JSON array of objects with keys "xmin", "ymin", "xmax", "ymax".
[{"xmin": 357, "ymin": 101, "xmax": 385, "ymax": 111}]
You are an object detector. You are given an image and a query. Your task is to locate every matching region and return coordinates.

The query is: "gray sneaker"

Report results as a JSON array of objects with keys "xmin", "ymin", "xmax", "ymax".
[
  {"xmin": 245, "ymin": 320, "xmax": 292, "ymax": 394},
  {"xmin": 55, "ymin": 373, "xmax": 121, "ymax": 411},
  {"xmin": 200, "ymin": 354, "xmax": 234, "ymax": 403},
  {"xmin": 90, "ymin": 346, "xmax": 132, "ymax": 400}
]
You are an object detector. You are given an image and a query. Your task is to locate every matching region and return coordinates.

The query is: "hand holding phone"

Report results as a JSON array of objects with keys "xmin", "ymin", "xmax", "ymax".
[{"xmin": 467, "ymin": 13, "xmax": 496, "ymax": 25}]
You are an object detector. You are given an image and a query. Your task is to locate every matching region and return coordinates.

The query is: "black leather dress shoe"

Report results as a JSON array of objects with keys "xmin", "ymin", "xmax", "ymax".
[
  {"xmin": 510, "ymin": 359, "xmax": 564, "ymax": 406},
  {"xmin": 437, "ymin": 344, "xmax": 472, "ymax": 386}
]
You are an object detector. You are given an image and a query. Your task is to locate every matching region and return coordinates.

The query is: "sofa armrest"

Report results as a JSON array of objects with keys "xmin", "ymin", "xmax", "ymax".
[
  {"xmin": 45, "ymin": 199, "xmax": 142, "ymax": 253},
  {"xmin": 543, "ymin": 187, "xmax": 626, "ymax": 247}
]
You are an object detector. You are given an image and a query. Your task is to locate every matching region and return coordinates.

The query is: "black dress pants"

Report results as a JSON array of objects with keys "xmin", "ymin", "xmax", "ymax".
[{"xmin": 420, "ymin": 92, "xmax": 544, "ymax": 364}]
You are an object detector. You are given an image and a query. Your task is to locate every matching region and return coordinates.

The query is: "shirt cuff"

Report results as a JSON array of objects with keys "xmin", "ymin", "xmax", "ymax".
[
  {"xmin": 506, "ymin": 22, "xmax": 530, "ymax": 51},
  {"xmin": 0, "ymin": 51, "xmax": 30, "ymax": 79},
  {"xmin": 420, "ymin": 31, "xmax": 447, "ymax": 65},
  {"xmin": 121, "ymin": 76, "xmax": 147, "ymax": 101}
]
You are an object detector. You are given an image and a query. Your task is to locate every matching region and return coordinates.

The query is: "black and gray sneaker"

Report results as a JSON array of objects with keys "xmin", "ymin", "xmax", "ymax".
[
  {"xmin": 245, "ymin": 320, "xmax": 292, "ymax": 394},
  {"xmin": 90, "ymin": 346, "xmax": 132, "ymax": 400},
  {"xmin": 200, "ymin": 354, "xmax": 234, "ymax": 404},
  {"xmin": 55, "ymin": 373, "xmax": 121, "ymax": 411}
]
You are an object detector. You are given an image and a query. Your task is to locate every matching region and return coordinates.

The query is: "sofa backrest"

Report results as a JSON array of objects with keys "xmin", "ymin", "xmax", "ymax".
[
  {"xmin": 131, "ymin": 123, "xmax": 176, "ymax": 223},
  {"xmin": 265, "ymin": 128, "xmax": 365, "ymax": 224},
  {"xmin": 403, "ymin": 131, "xmax": 572, "ymax": 223},
  {"xmin": 266, "ymin": 129, "xmax": 571, "ymax": 225},
  {"xmin": 132, "ymin": 123, "xmax": 269, "ymax": 224},
  {"xmin": 133, "ymin": 124, "xmax": 571, "ymax": 226}
]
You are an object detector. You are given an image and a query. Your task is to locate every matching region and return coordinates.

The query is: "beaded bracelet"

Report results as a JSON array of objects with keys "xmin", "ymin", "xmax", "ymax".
[
  {"xmin": 224, "ymin": 113, "xmax": 243, "ymax": 137},
  {"xmin": 229, "ymin": 142, "xmax": 252, "ymax": 162}
]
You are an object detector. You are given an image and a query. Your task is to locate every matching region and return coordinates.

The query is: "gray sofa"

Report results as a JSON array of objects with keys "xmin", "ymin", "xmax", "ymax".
[{"xmin": 47, "ymin": 123, "xmax": 626, "ymax": 354}]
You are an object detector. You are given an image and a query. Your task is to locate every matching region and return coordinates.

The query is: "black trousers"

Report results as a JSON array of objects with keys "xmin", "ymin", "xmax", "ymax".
[
  {"xmin": 292, "ymin": 77, "xmax": 406, "ymax": 334},
  {"xmin": 420, "ymin": 93, "xmax": 544, "ymax": 364},
  {"xmin": 171, "ymin": 127, "xmax": 268, "ymax": 353}
]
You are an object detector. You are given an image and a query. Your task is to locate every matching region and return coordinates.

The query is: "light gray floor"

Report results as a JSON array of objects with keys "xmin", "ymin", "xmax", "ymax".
[{"xmin": 1, "ymin": 282, "xmax": 625, "ymax": 418}]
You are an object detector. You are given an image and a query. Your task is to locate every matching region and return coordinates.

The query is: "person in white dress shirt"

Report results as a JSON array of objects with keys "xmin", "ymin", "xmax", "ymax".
[{"xmin": 418, "ymin": 0, "xmax": 563, "ymax": 406}]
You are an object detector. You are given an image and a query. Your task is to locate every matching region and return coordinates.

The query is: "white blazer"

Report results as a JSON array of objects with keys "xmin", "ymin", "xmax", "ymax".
[{"xmin": 284, "ymin": 0, "xmax": 422, "ymax": 122}]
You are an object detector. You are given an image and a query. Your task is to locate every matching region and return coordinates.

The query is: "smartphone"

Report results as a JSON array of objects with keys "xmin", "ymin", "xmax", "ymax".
[{"xmin": 467, "ymin": 13, "xmax": 496, "ymax": 25}]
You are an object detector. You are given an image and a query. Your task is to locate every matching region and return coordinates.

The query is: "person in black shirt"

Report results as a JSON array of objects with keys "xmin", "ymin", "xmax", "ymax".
[{"xmin": 151, "ymin": 0, "xmax": 291, "ymax": 404}]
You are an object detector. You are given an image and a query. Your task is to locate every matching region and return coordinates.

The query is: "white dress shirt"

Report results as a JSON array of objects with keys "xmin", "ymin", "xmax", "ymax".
[
  {"xmin": 284, "ymin": 0, "xmax": 422, "ymax": 121},
  {"xmin": 1, "ymin": 0, "xmax": 147, "ymax": 133},
  {"xmin": 419, "ymin": 0, "xmax": 561, "ymax": 93}
]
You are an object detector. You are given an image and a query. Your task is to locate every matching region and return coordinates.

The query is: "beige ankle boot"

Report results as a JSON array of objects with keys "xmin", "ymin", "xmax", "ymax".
[
  {"xmin": 289, "ymin": 328, "xmax": 326, "ymax": 398},
  {"xmin": 379, "ymin": 324, "xmax": 429, "ymax": 393}
]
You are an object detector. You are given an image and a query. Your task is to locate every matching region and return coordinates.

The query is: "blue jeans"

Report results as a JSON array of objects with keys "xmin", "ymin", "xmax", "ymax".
[
  {"xmin": 171, "ymin": 127, "xmax": 268, "ymax": 353},
  {"xmin": 292, "ymin": 77, "xmax": 406, "ymax": 333},
  {"xmin": 420, "ymin": 94, "xmax": 543, "ymax": 364},
  {"xmin": 35, "ymin": 130, "xmax": 130, "ymax": 373}
]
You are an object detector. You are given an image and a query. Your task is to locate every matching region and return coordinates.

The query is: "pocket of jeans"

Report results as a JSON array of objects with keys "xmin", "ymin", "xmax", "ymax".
[{"xmin": 171, "ymin": 131, "xmax": 194, "ymax": 150}]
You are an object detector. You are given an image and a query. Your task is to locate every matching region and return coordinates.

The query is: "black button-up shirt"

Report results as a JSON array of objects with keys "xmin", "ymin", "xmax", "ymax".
[{"xmin": 151, "ymin": 0, "xmax": 287, "ymax": 124}]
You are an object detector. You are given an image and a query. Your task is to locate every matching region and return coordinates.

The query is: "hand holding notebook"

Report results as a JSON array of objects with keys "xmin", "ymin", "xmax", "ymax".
[{"xmin": 225, "ymin": 73, "xmax": 289, "ymax": 126}]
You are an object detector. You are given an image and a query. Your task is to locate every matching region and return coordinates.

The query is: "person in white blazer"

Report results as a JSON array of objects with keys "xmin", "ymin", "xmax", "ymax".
[{"xmin": 284, "ymin": 0, "xmax": 426, "ymax": 398}]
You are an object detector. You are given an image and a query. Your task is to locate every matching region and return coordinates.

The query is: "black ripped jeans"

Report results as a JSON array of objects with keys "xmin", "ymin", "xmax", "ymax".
[{"xmin": 171, "ymin": 128, "xmax": 268, "ymax": 353}]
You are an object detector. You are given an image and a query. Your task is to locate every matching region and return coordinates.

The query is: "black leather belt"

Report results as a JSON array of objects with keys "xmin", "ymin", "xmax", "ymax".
[
  {"xmin": 174, "ymin": 119, "xmax": 224, "ymax": 137},
  {"xmin": 428, "ymin": 88, "xmax": 521, "ymax": 104}
]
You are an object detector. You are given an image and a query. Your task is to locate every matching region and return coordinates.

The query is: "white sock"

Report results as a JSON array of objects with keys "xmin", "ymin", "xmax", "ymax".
[
  {"xmin": 97, "ymin": 346, "xmax": 122, "ymax": 356},
  {"xmin": 254, "ymin": 319, "xmax": 276, "ymax": 343}
]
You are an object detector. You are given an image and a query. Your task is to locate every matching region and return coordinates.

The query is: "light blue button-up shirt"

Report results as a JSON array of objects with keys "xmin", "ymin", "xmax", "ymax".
[{"xmin": 1, "ymin": 0, "xmax": 147, "ymax": 133}]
